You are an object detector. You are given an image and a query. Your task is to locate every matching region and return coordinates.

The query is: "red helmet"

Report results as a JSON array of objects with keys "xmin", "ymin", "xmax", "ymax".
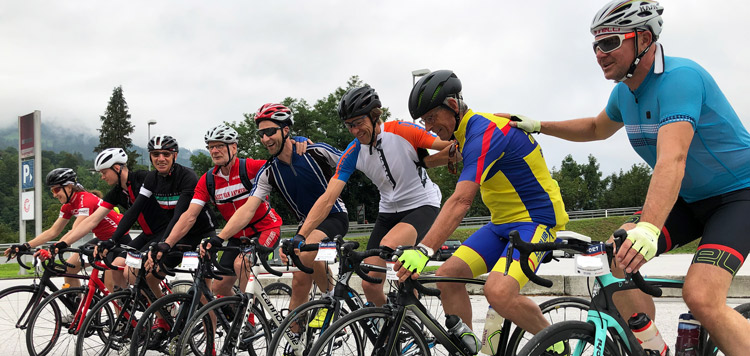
[{"xmin": 254, "ymin": 103, "xmax": 294, "ymax": 127}]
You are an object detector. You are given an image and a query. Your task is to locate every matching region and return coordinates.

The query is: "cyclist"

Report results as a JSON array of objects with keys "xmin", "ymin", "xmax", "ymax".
[
  {"xmin": 396, "ymin": 70, "xmax": 569, "ymax": 351},
  {"xmin": 508, "ymin": 1, "xmax": 750, "ymax": 353},
  {"xmin": 99, "ymin": 136, "xmax": 217, "ymax": 307},
  {"xmin": 158, "ymin": 123, "xmax": 286, "ymax": 298},
  {"xmin": 209, "ymin": 104, "xmax": 348, "ymax": 328},
  {"xmin": 297, "ymin": 86, "xmax": 453, "ymax": 307},
  {"xmin": 4, "ymin": 168, "xmax": 127, "ymax": 289}
]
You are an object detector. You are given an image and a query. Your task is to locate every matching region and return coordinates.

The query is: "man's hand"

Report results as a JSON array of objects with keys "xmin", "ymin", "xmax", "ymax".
[
  {"xmin": 292, "ymin": 137, "xmax": 313, "ymax": 155},
  {"xmin": 201, "ymin": 236, "xmax": 225, "ymax": 257},
  {"xmin": 5, "ymin": 243, "xmax": 30, "ymax": 257},
  {"xmin": 616, "ymin": 222, "xmax": 660, "ymax": 273},
  {"xmin": 495, "ymin": 113, "xmax": 541, "ymax": 133},
  {"xmin": 146, "ymin": 242, "xmax": 171, "ymax": 271},
  {"xmin": 96, "ymin": 239, "xmax": 116, "ymax": 259},
  {"xmin": 50, "ymin": 241, "xmax": 69, "ymax": 255},
  {"xmin": 393, "ymin": 244, "xmax": 433, "ymax": 283}
]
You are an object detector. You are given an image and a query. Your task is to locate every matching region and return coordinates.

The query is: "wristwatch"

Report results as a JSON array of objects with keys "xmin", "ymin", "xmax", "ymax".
[{"xmin": 417, "ymin": 243, "xmax": 435, "ymax": 259}]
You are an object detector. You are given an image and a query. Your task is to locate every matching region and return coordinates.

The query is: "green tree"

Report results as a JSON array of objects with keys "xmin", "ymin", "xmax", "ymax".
[
  {"xmin": 600, "ymin": 163, "xmax": 652, "ymax": 208},
  {"xmin": 190, "ymin": 152, "xmax": 214, "ymax": 177},
  {"xmin": 551, "ymin": 154, "xmax": 605, "ymax": 210},
  {"xmin": 94, "ymin": 86, "xmax": 140, "ymax": 168}
]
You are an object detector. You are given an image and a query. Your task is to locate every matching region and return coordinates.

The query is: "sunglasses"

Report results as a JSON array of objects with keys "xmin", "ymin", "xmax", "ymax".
[
  {"xmin": 592, "ymin": 32, "xmax": 636, "ymax": 54},
  {"xmin": 50, "ymin": 186, "xmax": 63, "ymax": 194},
  {"xmin": 257, "ymin": 127, "xmax": 282, "ymax": 138},
  {"xmin": 448, "ymin": 142, "xmax": 458, "ymax": 175},
  {"xmin": 343, "ymin": 117, "xmax": 368, "ymax": 129},
  {"xmin": 150, "ymin": 151, "xmax": 173, "ymax": 158}
]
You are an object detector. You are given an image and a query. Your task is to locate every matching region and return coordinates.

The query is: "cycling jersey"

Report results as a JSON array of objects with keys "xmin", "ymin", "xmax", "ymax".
[
  {"xmin": 454, "ymin": 110, "xmax": 568, "ymax": 229},
  {"xmin": 111, "ymin": 163, "xmax": 216, "ymax": 243},
  {"xmin": 59, "ymin": 191, "xmax": 123, "ymax": 241},
  {"xmin": 333, "ymin": 121, "xmax": 442, "ymax": 213},
  {"xmin": 100, "ymin": 170, "xmax": 169, "ymax": 236},
  {"xmin": 252, "ymin": 143, "xmax": 347, "ymax": 221},
  {"xmin": 606, "ymin": 48, "xmax": 750, "ymax": 203},
  {"xmin": 192, "ymin": 157, "xmax": 282, "ymax": 238}
]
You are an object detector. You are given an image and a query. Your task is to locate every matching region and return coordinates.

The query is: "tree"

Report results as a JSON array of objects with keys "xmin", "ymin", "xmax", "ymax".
[
  {"xmin": 551, "ymin": 154, "xmax": 605, "ymax": 210},
  {"xmin": 600, "ymin": 163, "xmax": 652, "ymax": 208},
  {"xmin": 190, "ymin": 152, "xmax": 214, "ymax": 177},
  {"xmin": 94, "ymin": 86, "xmax": 140, "ymax": 168}
]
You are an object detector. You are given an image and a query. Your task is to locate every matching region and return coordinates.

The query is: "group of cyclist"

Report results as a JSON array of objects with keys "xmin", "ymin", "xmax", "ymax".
[{"xmin": 5, "ymin": 0, "xmax": 750, "ymax": 354}]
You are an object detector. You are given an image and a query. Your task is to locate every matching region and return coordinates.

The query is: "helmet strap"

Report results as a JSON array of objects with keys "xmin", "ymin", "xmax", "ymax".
[
  {"xmin": 112, "ymin": 164, "xmax": 124, "ymax": 189},
  {"xmin": 221, "ymin": 143, "xmax": 235, "ymax": 168},
  {"xmin": 621, "ymin": 30, "xmax": 653, "ymax": 82},
  {"xmin": 441, "ymin": 101, "xmax": 462, "ymax": 140},
  {"xmin": 63, "ymin": 185, "xmax": 73, "ymax": 204}
]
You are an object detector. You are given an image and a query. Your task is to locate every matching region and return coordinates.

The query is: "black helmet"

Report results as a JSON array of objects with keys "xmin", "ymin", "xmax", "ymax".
[
  {"xmin": 408, "ymin": 70, "xmax": 462, "ymax": 120},
  {"xmin": 148, "ymin": 135, "xmax": 179, "ymax": 152},
  {"xmin": 46, "ymin": 168, "xmax": 77, "ymax": 187},
  {"xmin": 338, "ymin": 86, "xmax": 381, "ymax": 121}
]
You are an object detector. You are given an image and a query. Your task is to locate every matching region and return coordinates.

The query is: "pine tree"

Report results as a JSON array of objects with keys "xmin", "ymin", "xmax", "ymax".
[{"xmin": 94, "ymin": 86, "xmax": 140, "ymax": 167}]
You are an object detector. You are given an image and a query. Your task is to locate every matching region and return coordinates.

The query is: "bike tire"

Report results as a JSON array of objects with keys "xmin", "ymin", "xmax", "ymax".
[
  {"xmin": 517, "ymin": 320, "xmax": 620, "ymax": 356},
  {"xmin": 263, "ymin": 281, "xmax": 293, "ymax": 320},
  {"xmin": 702, "ymin": 302, "xmax": 750, "ymax": 356},
  {"xmin": 308, "ymin": 306, "xmax": 427, "ymax": 356},
  {"xmin": 505, "ymin": 296, "xmax": 591, "ymax": 356},
  {"xmin": 177, "ymin": 294, "xmax": 271, "ymax": 356},
  {"xmin": 130, "ymin": 292, "xmax": 205, "ymax": 356},
  {"xmin": 75, "ymin": 289, "xmax": 146, "ymax": 356},
  {"xmin": 25, "ymin": 286, "xmax": 91, "ymax": 356},
  {"xmin": 267, "ymin": 298, "xmax": 354, "ymax": 356},
  {"xmin": 0, "ymin": 285, "xmax": 48, "ymax": 355}
]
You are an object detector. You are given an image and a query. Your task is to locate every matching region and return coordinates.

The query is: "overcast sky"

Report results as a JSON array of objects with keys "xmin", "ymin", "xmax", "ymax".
[{"xmin": 2, "ymin": 0, "xmax": 748, "ymax": 175}]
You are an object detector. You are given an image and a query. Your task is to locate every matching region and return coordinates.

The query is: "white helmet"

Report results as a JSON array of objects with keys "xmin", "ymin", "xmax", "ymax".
[
  {"xmin": 94, "ymin": 148, "xmax": 128, "ymax": 171},
  {"xmin": 204, "ymin": 124, "xmax": 239, "ymax": 144},
  {"xmin": 591, "ymin": 0, "xmax": 664, "ymax": 40}
]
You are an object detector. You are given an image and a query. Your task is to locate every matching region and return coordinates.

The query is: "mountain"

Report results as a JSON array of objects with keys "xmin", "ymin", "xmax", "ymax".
[{"xmin": 0, "ymin": 123, "xmax": 204, "ymax": 168}]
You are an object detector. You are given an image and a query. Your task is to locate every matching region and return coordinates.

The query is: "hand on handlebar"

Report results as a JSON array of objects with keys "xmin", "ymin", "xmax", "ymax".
[
  {"xmin": 145, "ymin": 242, "xmax": 171, "ymax": 272},
  {"xmin": 4, "ymin": 242, "xmax": 30, "ymax": 257},
  {"xmin": 50, "ymin": 241, "xmax": 69, "ymax": 255},
  {"xmin": 393, "ymin": 244, "xmax": 432, "ymax": 283},
  {"xmin": 96, "ymin": 239, "xmax": 116, "ymax": 259},
  {"xmin": 200, "ymin": 236, "xmax": 225, "ymax": 257},
  {"xmin": 616, "ymin": 222, "xmax": 660, "ymax": 273}
]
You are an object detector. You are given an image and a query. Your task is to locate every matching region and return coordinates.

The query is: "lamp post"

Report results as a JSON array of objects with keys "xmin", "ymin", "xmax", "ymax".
[
  {"xmin": 147, "ymin": 120, "xmax": 157, "ymax": 170},
  {"xmin": 411, "ymin": 69, "xmax": 430, "ymax": 122}
]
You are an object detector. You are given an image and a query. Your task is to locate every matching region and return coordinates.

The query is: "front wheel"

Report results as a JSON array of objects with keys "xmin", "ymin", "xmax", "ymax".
[
  {"xmin": 506, "ymin": 296, "xmax": 591, "ymax": 355},
  {"xmin": 0, "ymin": 285, "xmax": 45, "ymax": 355},
  {"xmin": 309, "ymin": 307, "xmax": 427, "ymax": 356},
  {"xmin": 75, "ymin": 289, "xmax": 146, "ymax": 356},
  {"xmin": 25, "ymin": 286, "xmax": 91, "ymax": 356},
  {"xmin": 517, "ymin": 321, "xmax": 620, "ymax": 356}
]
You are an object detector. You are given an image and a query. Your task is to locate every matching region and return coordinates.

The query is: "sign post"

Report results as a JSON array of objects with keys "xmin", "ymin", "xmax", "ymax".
[{"xmin": 18, "ymin": 111, "xmax": 41, "ymax": 275}]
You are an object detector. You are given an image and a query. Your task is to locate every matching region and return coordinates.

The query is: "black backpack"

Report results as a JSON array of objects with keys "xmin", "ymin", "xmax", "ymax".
[{"xmin": 205, "ymin": 158, "xmax": 271, "ymax": 233}]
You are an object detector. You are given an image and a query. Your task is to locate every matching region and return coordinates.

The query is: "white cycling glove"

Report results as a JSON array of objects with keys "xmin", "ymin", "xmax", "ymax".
[
  {"xmin": 510, "ymin": 115, "xmax": 541, "ymax": 133},
  {"xmin": 625, "ymin": 222, "xmax": 660, "ymax": 261}
]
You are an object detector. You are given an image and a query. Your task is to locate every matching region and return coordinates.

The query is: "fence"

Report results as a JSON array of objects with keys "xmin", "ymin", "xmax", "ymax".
[{"xmin": 1, "ymin": 207, "xmax": 641, "ymax": 250}]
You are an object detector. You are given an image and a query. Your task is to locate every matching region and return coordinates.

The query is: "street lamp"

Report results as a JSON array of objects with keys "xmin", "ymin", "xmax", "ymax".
[
  {"xmin": 147, "ymin": 120, "xmax": 157, "ymax": 170},
  {"xmin": 411, "ymin": 68, "xmax": 430, "ymax": 85}
]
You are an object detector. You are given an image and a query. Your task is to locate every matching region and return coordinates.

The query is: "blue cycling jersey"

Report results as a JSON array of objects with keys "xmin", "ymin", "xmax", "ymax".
[
  {"xmin": 606, "ymin": 50, "xmax": 750, "ymax": 203},
  {"xmin": 251, "ymin": 143, "xmax": 347, "ymax": 221}
]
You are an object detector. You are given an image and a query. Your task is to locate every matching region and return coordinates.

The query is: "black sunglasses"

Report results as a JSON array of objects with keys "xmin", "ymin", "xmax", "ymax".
[{"xmin": 257, "ymin": 127, "xmax": 282, "ymax": 138}]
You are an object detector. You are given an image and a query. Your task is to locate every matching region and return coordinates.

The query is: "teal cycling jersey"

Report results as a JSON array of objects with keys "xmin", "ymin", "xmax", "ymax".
[{"xmin": 606, "ymin": 50, "xmax": 750, "ymax": 203}]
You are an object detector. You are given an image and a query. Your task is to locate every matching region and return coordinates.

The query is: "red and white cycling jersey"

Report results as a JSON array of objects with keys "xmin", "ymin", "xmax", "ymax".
[
  {"xmin": 59, "ymin": 191, "xmax": 123, "ymax": 240},
  {"xmin": 191, "ymin": 157, "xmax": 282, "ymax": 238}
]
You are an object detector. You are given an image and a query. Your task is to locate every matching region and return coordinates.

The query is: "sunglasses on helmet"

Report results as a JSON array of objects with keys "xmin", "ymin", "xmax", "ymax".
[
  {"xmin": 257, "ymin": 127, "xmax": 282, "ymax": 138},
  {"xmin": 592, "ymin": 32, "xmax": 637, "ymax": 54}
]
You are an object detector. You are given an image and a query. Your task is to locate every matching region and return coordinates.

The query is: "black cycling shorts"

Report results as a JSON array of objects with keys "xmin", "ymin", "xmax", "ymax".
[
  {"xmin": 128, "ymin": 229, "xmax": 213, "ymax": 269},
  {"xmin": 366, "ymin": 205, "xmax": 440, "ymax": 250},
  {"xmin": 218, "ymin": 227, "xmax": 280, "ymax": 271},
  {"xmin": 628, "ymin": 188, "xmax": 750, "ymax": 276},
  {"xmin": 297, "ymin": 212, "xmax": 350, "ymax": 240}
]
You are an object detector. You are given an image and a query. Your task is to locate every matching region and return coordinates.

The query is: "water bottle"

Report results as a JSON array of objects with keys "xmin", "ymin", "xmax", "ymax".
[
  {"xmin": 675, "ymin": 311, "xmax": 700, "ymax": 356},
  {"xmin": 480, "ymin": 306, "xmax": 503, "ymax": 355},
  {"xmin": 446, "ymin": 314, "xmax": 480, "ymax": 355},
  {"xmin": 629, "ymin": 313, "xmax": 670, "ymax": 356}
]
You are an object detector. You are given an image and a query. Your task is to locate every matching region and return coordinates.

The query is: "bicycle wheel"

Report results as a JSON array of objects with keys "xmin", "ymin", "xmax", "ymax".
[
  {"xmin": 267, "ymin": 298, "xmax": 357, "ymax": 356},
  {"xmin": 0, "ymin": 285, "xmax": 47, "ymax": 355},
  {"xmin": 506, "ymin": 296, "xmax": 591, "ymax": 355},
  {"xmin": 25, "ymin": 286, "xmax": 90, "ymax": 356},
  {"xmin": 702, "ymin": 303, "xmax": 750, "ymax": 356},
  {"xmin": 75, "ymin": 289, "xmax": 147, "ymax": 356},
  {"xmin": 166, "ymin": 279, "xmax": 194, "ymax": 294},
  {"xmin": 264, "ymin": 281, "xmax": 293, "ymax": 319},
  {"xmin": 177, "ymin": 294, "xmax": 271, "ymax": 356},
  {"xmin": 308, "ymin": 306, "xmax": 428, "ymax": 356},
  {"xmin": 130, "ymin": 292, "xmax": 204, "ymax": 356},
  {"xmin": 517, "ymin": 321, "xmax": 620, "ymax": 356}
]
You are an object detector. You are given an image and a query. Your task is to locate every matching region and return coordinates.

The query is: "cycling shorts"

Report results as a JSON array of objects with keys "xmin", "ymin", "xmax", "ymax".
[
  {"xmin": 129, "ymin": 229, "xmax": 213, "ymax": 269},
  {"xmin": 297, "ymin": 212, "xmax": 349, "ymax": 241},
  {"xmin": 453, "ymin": 222, "xmax": 556, "ymax": 288},
  {"xmin": 626, "ymin": 187, "xmax": 750, "ymax": 276},
  {"xmin": 219, "ymin": 227, "xmax": 281, "ymax": 271},
  {"xmin": 366, "ymin": 205, "xmax": 440, "ymax": 250}
]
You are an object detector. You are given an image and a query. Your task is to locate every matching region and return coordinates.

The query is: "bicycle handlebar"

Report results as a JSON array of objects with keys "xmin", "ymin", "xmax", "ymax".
[{"xmin": 507, "ymin": 229, "xmax": 663, "ymax": 297}]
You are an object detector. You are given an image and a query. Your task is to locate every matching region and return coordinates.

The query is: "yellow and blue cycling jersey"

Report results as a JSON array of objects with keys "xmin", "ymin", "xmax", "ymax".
[
  {"xmin": 452, "ymin": 110, "xmax": 568, "ymax": 285},
  {"xmin": 454, "ymin": 110, "xmax": 568, "ymax": 229}
]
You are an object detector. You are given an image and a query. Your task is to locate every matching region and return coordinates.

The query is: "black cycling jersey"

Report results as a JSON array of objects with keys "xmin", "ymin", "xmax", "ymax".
[
  {"xmin": 101, "ymin": 170, "xmax": 171, "ymax": 236},
  {"xmin": 110, "ymin": 163, "xmax": 216, "ymax": 243}
]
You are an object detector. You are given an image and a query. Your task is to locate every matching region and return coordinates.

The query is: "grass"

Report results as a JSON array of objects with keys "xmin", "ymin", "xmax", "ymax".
[{"xmin": 0, "ymin": 263, "xmax": 35, "ymax": 279}]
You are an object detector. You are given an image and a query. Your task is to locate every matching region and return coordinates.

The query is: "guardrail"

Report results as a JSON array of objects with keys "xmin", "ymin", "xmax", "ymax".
[{"xmin": 1, "ymin": 207, "xmax": 641, "ymax": 250}]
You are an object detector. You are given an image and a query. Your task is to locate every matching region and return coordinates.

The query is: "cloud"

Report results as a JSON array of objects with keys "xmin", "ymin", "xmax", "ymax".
[{"xmin": 1, "ymin": 0, "xmax": 749, "ymax": 175}]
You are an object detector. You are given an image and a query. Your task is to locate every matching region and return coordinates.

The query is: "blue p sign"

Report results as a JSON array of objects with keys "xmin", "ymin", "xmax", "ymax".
[{"xmin": 22, "ymin": 160, "xmax": 34, "ymax": 190}]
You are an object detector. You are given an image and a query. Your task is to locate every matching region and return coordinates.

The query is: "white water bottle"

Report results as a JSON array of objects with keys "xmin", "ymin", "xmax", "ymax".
[
  {"xmin": 629, "ymin": 313, "xmax": 670, "ymax": 356},
  {"xmin": 481, "ymin": 305, "xmax": 504, "ymax": 355}
]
